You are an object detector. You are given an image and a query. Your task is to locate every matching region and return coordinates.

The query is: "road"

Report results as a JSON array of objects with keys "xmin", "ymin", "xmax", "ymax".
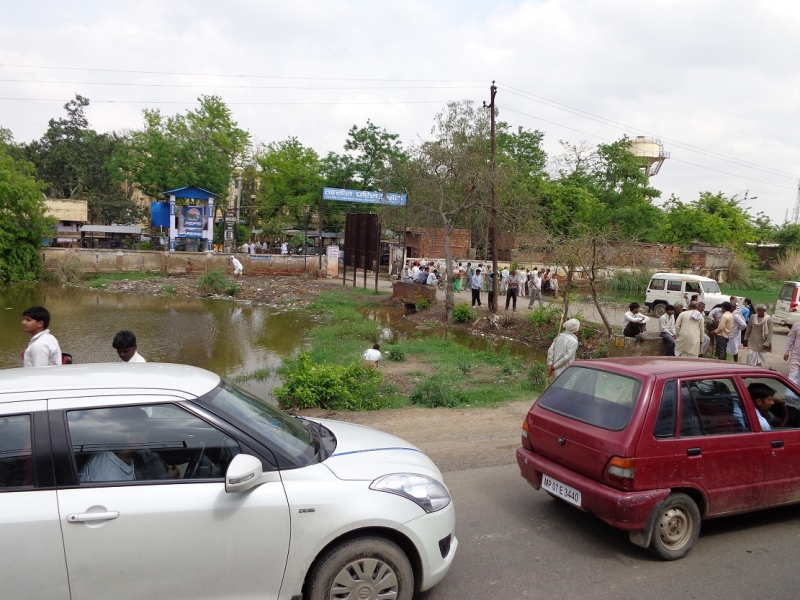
[{"xmin": 421, "ymin": 463, "xmax": 800, "ymax": 600}]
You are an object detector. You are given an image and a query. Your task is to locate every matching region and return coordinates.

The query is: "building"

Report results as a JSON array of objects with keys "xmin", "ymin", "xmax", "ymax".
[
  {"xmin": 44, "ymin": 199, "xmax": 88, "ymax": 247},
  {"xmin": 404, "ymin": 228, "xmax": 471, "ymax": 259}
]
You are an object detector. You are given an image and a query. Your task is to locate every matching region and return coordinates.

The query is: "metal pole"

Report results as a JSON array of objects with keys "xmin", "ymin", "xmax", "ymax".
[
  {"xmin": 375, "ymin": 217, "xmax": 380, "ymax": 292},
  {"xmin": 318, "ymin": 195, "xmax": 323, "ymax": 271},
  {"xmin": 304, "ymin": 210, "xmax": 308, "ymax": 271},
  {"xmin": 489, "ymin": 81, "xmax": 498, "ymax": 313}
]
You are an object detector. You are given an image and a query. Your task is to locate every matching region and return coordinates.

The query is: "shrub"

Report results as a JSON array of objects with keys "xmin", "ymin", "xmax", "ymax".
[
  {"xmin": 53, "ymin": 252, "xmax": 83, "ymax": 284},
  {"xmin": 594, "ymin": 344, "xmax": 609, "ymax": 358},
  {"xmin": 526, "ymin": 304, "xmax": 562, "ymax": 327},
  {"xmin": 415, "ymin": 294, "xmax": 430, "ymax": 309},
  {"xmin": 409, "ymin": 375, "xmax": 467, "ymax": 408},
  {"xmin": 452, "ymin": 303, "xmax": 474, "ymax": 323},
  {"xmin": 387, "ymin": 345, "xmax": 406, "ymax": 361},
  {"xmin": 607, "ymin": 269, "xmax": 653, "ymax": 293},
  {"xmin": 161, "ymin": 284, "xmax": 177, "ymax": 295},
  {"xmin": 726, "ymin": 256, "xmax": 751, "ymax": 287},
  {"xmin": 457, "ymin": 361, "xmax": 472, "ymax": 375},
  {"xmin": 198, "ymin": 270, "xmax": 229, "ymax": 294},
  {"xmin": 525, "ymin": 361, "xmax": 548, "ymax": 391},
  {"xmin": 773, "ymin": 249, "xmax": 800, "ymax": 281},
  {"xmin": 225, "ymin": 284, "xmax": 240, "ymax": 296},
  {"xmin": 139, "ymin": 241, "xmax": 153, "ymax": 251},
  {"xmin": 273, "ymin": 352, "xmax": 385, "ymax": 411}
]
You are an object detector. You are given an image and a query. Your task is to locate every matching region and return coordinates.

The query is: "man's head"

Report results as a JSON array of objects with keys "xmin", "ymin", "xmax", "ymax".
[
  {"xmin": 729, "ymin": 296, "xmax": 738, "ymax": 307},
  {"xmin": 756, "ymin": 304, "xmax": 767, "ymax": 316},
  {"xmin": 372, "ymin": 343, "xmax": 380, "ymax": 351},
  {"xmin": 696, "ymin": 301, "xmax": 706, "ymax": 311},
  {"xmin": 666, "ymin": 305, "xmax": 675, "ymax": 315},
  {"xmin": 22, "ymin": 306, "xmax": 50, "ymax": 335},
  {"xmin": 721, "ymin": 301, "xmax": 732, "ymax": 312},
  {"xmin": 112, "ymin": 330, "xmax": 138, "ymax": 362},
  {"xmin": 748, "ymin": 382, "xmax": 777, "ymax": 412},
  {"xmin": 629, "ymin": 302, "xmax": 640, "ymax": 313},
  {"xmin": 674, "ymin": 302, "xmax": 684, "ymax": 314},
  {"xmin": 475, "ymin": 268, "xmax": 481, "ymax": 275}
]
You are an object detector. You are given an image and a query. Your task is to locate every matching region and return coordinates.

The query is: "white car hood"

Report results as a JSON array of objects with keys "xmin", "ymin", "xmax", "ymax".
[
  {"xmin": 309, "ymin": 417, "xmax": 443, "ymax": 482},
  {"xmin": 704, "ymin": 292, "xmax": 729, "ymax": 308}
]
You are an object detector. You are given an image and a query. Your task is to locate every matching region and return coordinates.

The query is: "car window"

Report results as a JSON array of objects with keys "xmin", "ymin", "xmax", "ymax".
[
  {"xmin": 685, "ymin": 282, "xmax": 700, "ymax": 294},
  {"xmin": 679, "ymin": 379, "xmax": 750, "ymax": 437},
  {"xmin": 779, "ymin": 284, "xmax": 797, "ymax": 302},
  {"xmin": 667, "ymin": 280, "xmax": 683, "ymax": 292},
  {"xmin": 538, "ymin": 367, "xmax": 641, "ymax": 431},
  {"xmin": 701, "ymin": 281, "xmax": 721, "ymax": 294},
  {"xmin": 743, "ymin": 377, "xmax": 800, "ymax": 428},
  {"xmin": 654, "ymin": 380, "xmax": 677, "ymax": 438},
  {"xmin": 649, "ymin": 278, "xmax": 665, "ymax": 291},
  {"xmin": 67, "ymin": 404, "xmax": 240, "ymax": 485},
  {"xmin": 0, "ymin": 415, "xmax": 33, "ymax": 489}
]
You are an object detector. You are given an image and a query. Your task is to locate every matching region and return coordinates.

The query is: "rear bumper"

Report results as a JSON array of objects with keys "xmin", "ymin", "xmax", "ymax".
[{"xmin": 516, "ymin": 447, "xmax": 670, "ymax": 531}]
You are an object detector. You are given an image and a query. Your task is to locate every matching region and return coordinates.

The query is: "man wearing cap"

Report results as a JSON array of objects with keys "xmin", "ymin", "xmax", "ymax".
[
  {"xmin": 231, "ymin": 255, "xmax": 243, "ymax": 276},
  {"xmin": 675, "ymin": 301, "xmax": 706, "ymax": 358},
  {"xmin": 547, "ymin": 319, "xmax": 580, "ymax": 378},
  {"xmin": 744, "ymin": 304, "xmax": 772, "ymax": 367}
]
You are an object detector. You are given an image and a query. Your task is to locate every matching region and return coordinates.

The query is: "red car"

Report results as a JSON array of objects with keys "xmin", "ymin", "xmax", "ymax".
[{"xmin": 517, "ymin": 357, "xmax": 800, "ymax": 559}]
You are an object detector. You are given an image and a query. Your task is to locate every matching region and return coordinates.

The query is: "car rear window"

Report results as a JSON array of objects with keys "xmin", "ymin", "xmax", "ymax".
[
  {"xmin": 779, "ymin": 284, "xmax": 797, "ymax": 302},
  {"xmin": 538, "ymin": 367, "xmax": 642, "ymax": 431},
  {"xmin": 649, "ymin": 278, "xmax": 665, "ymax": 291}
]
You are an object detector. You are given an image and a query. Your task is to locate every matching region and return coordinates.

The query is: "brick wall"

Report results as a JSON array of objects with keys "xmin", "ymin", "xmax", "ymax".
[{"xmin": 405, "ymin": 229, "xmax": 471, "ymax": 259}]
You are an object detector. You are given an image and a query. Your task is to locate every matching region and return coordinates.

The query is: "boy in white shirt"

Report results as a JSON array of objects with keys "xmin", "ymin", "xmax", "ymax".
[{"xmin": 22, "ymin": 305, "xmax": 62, "ymax": 367}]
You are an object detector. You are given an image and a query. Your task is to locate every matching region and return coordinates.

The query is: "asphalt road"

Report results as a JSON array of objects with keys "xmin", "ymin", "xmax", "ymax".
[{"xmin": 420, "ymin": 463, "xmax": 800, "ymax": 600}]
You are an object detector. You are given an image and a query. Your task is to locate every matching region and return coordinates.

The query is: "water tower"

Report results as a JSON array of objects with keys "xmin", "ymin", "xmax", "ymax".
[{"xmin": 629, "ymin": 136, "xmax": 669, "ymax": 183}]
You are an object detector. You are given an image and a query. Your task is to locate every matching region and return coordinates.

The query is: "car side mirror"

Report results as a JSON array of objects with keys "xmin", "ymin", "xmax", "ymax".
[{"xmin": 225, "ymin": 454, "xmax": 279, "ymax": 493}]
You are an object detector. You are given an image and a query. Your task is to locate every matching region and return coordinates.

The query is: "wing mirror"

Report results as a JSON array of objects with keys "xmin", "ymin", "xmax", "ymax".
[{"xmin": 225, "ymin": 454, "xmax": 279, "ymax": 493}]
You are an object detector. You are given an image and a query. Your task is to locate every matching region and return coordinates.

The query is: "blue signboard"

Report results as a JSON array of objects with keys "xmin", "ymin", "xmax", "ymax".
[
  {"xmin": 322, "ymin": 187, "xmax": 407, "ymax": 206},
  {"xmin": 180, "ymin": 206, "xmax": 205, "ymax": 239}
]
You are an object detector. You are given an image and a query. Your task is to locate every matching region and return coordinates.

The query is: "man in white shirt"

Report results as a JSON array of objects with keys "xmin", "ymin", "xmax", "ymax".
[
  {"xmin": 528, "ymin": 272, "xmax": 544, "ymax": 309},
  {"xmin": 280, "ymin": 241, "xmax": 289, "ymax": 255},
  {"xmin": 426, "ymin": 269, "xmax": 438, "ymax": 286},
  {"xmin": 112, "ymin": 330, "xmax": 147, "ymax": 363},
  {"xmin": 658, "ymin": 305, "xmax": 677, "ymax": 356},
  {"xmin": 231, "ymin": 255, "xmax": 243, "ymax": 276},
  {"xmin": 362, "ymin": 343, "xmax": 382, "ymax": 369},
  {"xmin": 471, "ymin": 268, "xmax": 484, "ymax": 307},
  {"xmin": 21, "ymin": 306, "xmax": 61, "ymax": 367}
]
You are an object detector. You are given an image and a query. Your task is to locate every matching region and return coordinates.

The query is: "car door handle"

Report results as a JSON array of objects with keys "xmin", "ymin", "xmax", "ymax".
[
  {"xmin": 66, "ymin": 511, "xmax": 120, "ymax": 523},
  {"xmin": 772, "ymin": 440, "xmax": 785, "ymax": 448},
  {"xmin": 687, "ymin": 448, "xmax": 701, "ymax": 456}
]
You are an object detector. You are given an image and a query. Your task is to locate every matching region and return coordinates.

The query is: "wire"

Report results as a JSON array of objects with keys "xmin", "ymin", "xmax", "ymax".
[
  {"xmin": 0, "ymin": 97, "xmax": 455, "ymax": 106},
  {"xmin": 497, "ymin": 105, "xmax": 613, "ymax": 142},
  {"xmin": 497, "ymin": 83, "xmax": 800, "ymax": 180},
  {"xmin": 0, "ymin": 63, "xmax": 484, "ymax": 84}
]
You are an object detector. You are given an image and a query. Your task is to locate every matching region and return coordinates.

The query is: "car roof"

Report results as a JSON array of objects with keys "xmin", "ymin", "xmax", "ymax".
[
  {"xmin": 650, "ymin": 272, "xmax": 716, "ymax": 283},
  {"xmin": 572, "ymin": 357, "xmax": 773, "ymax": 378},
  {"xmin": 0, "ymin": 363, "xmax": 220, "ymax": 399}
]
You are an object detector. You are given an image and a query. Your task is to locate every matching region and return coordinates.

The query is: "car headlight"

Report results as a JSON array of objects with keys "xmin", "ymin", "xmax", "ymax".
[{"xmin": 370, "ymin": 473, "xmax": 451, "ymax": 513}]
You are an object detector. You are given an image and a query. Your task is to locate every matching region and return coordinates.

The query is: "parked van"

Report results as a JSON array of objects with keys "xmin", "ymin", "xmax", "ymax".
[
  {"xmin": 774, "ymin": 281, "xmax": 800, "ymax": 326},
  {"xmin": 644, "ymin": 272, "xmax": 728, "ymax": 316}
]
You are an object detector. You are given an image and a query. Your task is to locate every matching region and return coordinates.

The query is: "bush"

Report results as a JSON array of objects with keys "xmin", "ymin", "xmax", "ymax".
[
  {"xmin": 161, "ymin": 284, "xmax": 177, "ymax": 295},
  {"xmin": 415, "ymin": 295, "xmax": 430, "ymax": 309},
  {"xmin": 53, "ymin": 252, "xmax": 84, "ymax": 284},
  {"xmin": 726, "ymin": 256, "xmax": 751, "ymax": 287},
  {"xmin": 457, "ymin": 361, "xmax": 472, "ymax": 375},
  {"xmin": 526, "ymin": 304, "xmax": 562, "ymax": 327},
  {"xmin": 225, "ymin": 283, "xmax": 240, "ymax": 296},
  {"xmin": 387, "ymin": 345, "xmax": 406, "ymax": 361},
  {"xmin": 525, "ymin": 361, "xmax": 548, "ymax": 391},
  {"xmin": 594, "ymin": 344, "xmax": 609, "ymax": 358},
  {"xmin": 773, "ymin": 249, "xmax": 800, "ymax": 281},
  {"xmin": 139, "ymin": 241, "xmax": 153, "ymax": 251},
  {"xmin": 273, "ymin": 352, "xmax": 385, "ymax": 411},
  {"xmin": 607, "ymin": 269, "xmax": 653, "ymax": 293},
  {"xmin": 198, "ymin": 270, "xmax": 229, "ymax": 294},
  {"xmin": 409, "ymin": 375, "xmax": 467, "ymax": 408},
  {"xmin": 452, "ymin": 303, "xmax": 474, "ymax": 323}
]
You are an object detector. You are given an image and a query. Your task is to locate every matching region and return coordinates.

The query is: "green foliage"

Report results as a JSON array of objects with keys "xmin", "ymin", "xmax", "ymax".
[
  {"xmin": 526, "ymin": 304, "xmax": 562, "ymax": 327},
  {"xmin": 525, "ymin": 361, "xmax": 548, "ymax": 391},
  {"xmin": 607, "ymin": 270, "xmax": 653, "ymax": 293},
  {"xmin": 387, "ymin": 345, "xmax": 406, "ymax": 361},
  {"xmin": 409, "ymin": 375, "xmax": 467, "ymax": 408},
  {"xmin": 140, "ymin": 241, "xmax": 153, "ymax": 251},
  {"xmin": 273, "ymin": 352, "xmax": 385, "ymax": 411},
  {"xmin": 415, "ymin": 294, "xmax": 430, "ymax": 309},
  {"xmin": 197, "ymin": 269, "xmax": 229, "ymax": 294},
  {"xmin": 457, "ymin": 361, "xmax": 472, "ymax": 375},
  {"xmin": 161, "ymin": 284, "xmax": 177, "ymax": 295},
  {"xmin": 452, "ymin": 302, "xmax": 474, "ymax": 322},
  {"xmin": 225, "ymin": 283, "xmax": 240, "ymax": 296},
  {"xmin": 0, "ymin": 147, "xmax": 53, "ymax": 282},
  {"xmin": 594, "ymin": 344, "xmax": 610, "ymax": 359}
]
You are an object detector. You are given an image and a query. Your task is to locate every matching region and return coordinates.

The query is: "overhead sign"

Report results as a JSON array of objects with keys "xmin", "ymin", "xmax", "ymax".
[{"xmin": 323, "ymin": 187, "xmax": 407, "ymax": 206}]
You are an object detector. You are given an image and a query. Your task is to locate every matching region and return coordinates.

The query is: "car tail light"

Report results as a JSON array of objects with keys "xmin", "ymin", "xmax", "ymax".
[
  {"xmin": 603, "ymin": 456, "xmax": 635, "ymax": 490},
  {"xmin": 521, "ymin": 419, "xmax": 532, "ymax": 450},
  {"xmin": 792, "ymin": 287, "xmax": 798, "ymax": 312}
]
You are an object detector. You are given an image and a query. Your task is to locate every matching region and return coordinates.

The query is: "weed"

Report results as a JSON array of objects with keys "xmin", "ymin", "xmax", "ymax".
[
  {"xmin": 452, "ymin": 303, "xmax": 474, "ymax": 323},
  {"xmin": 160, "ymin": 284, "xmax": 177, "ymax": 295},
  {"xmin": 526, "ymin": 304, "xmax": 562, "ymax": 327},
  {"xmin": 229, "ymin": 367, "xmax": 273, "ymax": 384},
  {"xmin": 415, "ymin": 294, "xmax": 430, "ymax": 309},
  {"xmin": 525, "ymin": 361, "xmax": 548, "ymax": 391},
  {"xmin": 606, "ymin": 269, "xmax": 654, "ymax": 293},
  {"xmin": 53, "ymin": 253, "xmax": 84, "ymax": 285},
  {"xmin": 198, "ymin": 270, "xmax": 229, "ymax": 294},
  {"xmin": 225, "ymin": 284, "xmax": 241, "ymax": 296},
  {"xmin": 387, "ymin": 345, "xmax": 406, "ymax": 361},
  {"xmin": 457, "ymin": 361, "xmax": 472, "ymax": 375},
  {"xmin": 773, "ymin": 249, "xmax": 800, "ymax": 281},
  {"xmin": 594, "ymin": 344, "xmax": 609, "ymax": 358},
  {"xmin": 726, "ymin": 256, "xmax": 751, "ymax": 288},
  {"xmin": 409, "ymin": 375, "xmax": 467, "ymax": 408}
]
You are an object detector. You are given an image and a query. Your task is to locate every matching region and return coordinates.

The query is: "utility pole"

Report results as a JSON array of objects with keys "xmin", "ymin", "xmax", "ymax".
[{"xmin": 484, "ymin": 81, "xmax": 498, "ymax": 313}]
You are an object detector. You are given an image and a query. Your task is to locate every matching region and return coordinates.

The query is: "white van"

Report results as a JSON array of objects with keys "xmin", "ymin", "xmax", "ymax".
[
  {"xmin": 644, "ymin": 272, "xmax": 728, "ymax": 316},
  {"xmin": 774, "ymin": 281, "xmax": 800, "ymax": 326}
]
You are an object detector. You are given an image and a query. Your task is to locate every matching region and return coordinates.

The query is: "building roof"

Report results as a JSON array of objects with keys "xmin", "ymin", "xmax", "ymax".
[
  {"xmin": 162, "ymin": 186, "xmax": 220, "ymax": 200},
  {"xmin": 45, "ymin": 199, "xmax": 88, "ymax": 222},
  {"xmin": 80, "ymin": 225, "xmax": 142, "ymax": 234}
]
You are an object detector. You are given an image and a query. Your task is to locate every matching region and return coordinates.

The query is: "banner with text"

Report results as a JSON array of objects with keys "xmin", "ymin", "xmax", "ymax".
[{"xmin": 322, "ymin": 187, "xmax": 407, "ymax": 206}]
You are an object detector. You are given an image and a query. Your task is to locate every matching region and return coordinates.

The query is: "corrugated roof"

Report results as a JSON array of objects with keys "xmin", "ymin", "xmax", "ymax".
[
  {"xmin": 80, "ymin": 225, "xmax": 142, "ymax": 234},
  {"xmin": 161, "ymin": 186, "xmax": 219, "ymax": 199}
]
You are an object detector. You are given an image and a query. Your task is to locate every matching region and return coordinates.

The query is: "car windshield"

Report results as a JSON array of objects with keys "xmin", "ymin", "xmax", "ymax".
[
  {"xmin": 538, "ymin": 366, "xmax": 642, "ymax": 431},
  {"xmin": 202, "ymin": 381, "xmax": 316, "ymax": 465},
  {"xmin": 701, "ymin": 281, "xmax": 721, "ymax": 294}
]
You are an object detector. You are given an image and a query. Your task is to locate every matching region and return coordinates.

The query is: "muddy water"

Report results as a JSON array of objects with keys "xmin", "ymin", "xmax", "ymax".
[{"xmin": 0, "ymin": 284, "xmax": 543, "ymax": 400}]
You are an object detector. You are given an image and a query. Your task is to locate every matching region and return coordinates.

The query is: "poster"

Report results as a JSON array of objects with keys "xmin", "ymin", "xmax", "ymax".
[{"xmin": 179, "ymin": 206, "xmax": 205, "ymax": 238}]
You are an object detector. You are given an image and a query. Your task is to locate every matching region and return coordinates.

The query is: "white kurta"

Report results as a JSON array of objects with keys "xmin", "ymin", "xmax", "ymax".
[
  {"xmin": 674, "ymin": 310, "xmax": 703, "ymax": 357},
  {"xmin": 547, "ymin": 332, "xmax": 579, "ymax": 377}
]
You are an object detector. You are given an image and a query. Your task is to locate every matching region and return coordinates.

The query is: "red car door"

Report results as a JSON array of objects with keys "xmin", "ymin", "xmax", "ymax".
[{"xmin": 674, "ymin": 377, "xmax": 763, "ymax": 515}]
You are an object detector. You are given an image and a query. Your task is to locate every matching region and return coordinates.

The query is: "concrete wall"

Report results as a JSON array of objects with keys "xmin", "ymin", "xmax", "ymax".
[{"xmin": 40, "ymin": 248, "xmax": 325, "ymax": 276}]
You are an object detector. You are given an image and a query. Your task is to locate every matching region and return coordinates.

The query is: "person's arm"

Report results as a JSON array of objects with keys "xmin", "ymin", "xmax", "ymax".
[
  {"xmin": 764, "ymin": 319, "xmax": 773, "ymax": 350},
  {"xmin": 785, "ymin": 324, "xmax": 798, "ymax": 360},
  {"xmin": 546, "ymin": 338, "xmax": 556, "ymax": 376},
  {"xmin": 552, "ymin": 337, "xmax": 579, "ymax": 371},
  {"xmin": 744, "ymin": 319, "xmax": 752, "ymax": 342}
]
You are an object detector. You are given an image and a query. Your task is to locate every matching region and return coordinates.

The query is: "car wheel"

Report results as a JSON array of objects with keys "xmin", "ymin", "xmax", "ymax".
[
  {"xmin": 648, "ymin": 493, "xmax": 701, "ymax": 560},
  {"xmin": 652, "ymin": 303, "xmax": 667, "ymax": 317},
  {"xmin": 306, "ymin": 536, "xmax": 414, "ymax": 600}
]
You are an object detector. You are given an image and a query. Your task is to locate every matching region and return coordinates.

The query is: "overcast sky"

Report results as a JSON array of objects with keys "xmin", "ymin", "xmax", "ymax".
[{"xmin": 2, "ymin": 0, "xmax": 798, "ymax": 223}]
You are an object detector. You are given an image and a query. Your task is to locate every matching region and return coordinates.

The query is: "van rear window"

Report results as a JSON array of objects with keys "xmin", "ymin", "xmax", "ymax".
[
  {"xmin": 649, "ymin": 278, "xmax": 665, "ymax": 290},
  {"xmin": 779, "ymin": 284, "xmax": 796, "ymax": 302},
  {"xmin": 538, "ymin": 367, "xmax": 642, "ymax": 431}
]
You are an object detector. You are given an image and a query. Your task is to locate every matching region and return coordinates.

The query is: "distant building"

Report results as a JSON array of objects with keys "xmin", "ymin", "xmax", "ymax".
[
  {"xmin": 44, "ymin": 199, "xmax": 88, "ymax": 247},
  {"xmin": 404, "ymin": 228, "xmax": 471, "ymax": 259}
]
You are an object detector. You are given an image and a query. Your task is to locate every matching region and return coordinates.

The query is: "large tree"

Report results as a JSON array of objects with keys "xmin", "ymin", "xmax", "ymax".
[{"xmin": 0, "ymin": 147, "xmax": 53, "ymax": 281}]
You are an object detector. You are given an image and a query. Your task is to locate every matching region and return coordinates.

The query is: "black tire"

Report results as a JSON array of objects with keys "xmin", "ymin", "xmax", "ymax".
[
  {"xmin": 652, "ymin": 303, "xmax": 667, "ymax": 317},
  {"xmin": 305, "ymin": 536, "xmax": 414, "ymax": 600},
  {"xmin": 648, "ymin": 493, "xmax": 701, "ymax": 560}
]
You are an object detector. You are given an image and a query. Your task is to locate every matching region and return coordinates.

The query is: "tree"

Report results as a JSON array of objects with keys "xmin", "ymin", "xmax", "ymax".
[
  {"xmin": 123, "ymin": 95, "xmax": 250, "ymax": 198},
  {"xmin": 388, "ymin": 101, "xmax": 492, "ymax": 322},
  {"xmin": 0, "ymin": 147, "xmax": 54, "ymax": 281}
]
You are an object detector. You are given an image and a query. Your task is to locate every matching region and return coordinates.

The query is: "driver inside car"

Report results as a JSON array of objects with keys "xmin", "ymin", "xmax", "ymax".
[{"xmin": 78, "ymin": 407, "xmax": 181, "ymax": 483}]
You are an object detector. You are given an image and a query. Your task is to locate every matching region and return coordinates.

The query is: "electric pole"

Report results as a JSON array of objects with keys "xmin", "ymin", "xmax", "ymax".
[{"xmin": 484, "ymin": 81, "xmax": 498, "ymax": 313}]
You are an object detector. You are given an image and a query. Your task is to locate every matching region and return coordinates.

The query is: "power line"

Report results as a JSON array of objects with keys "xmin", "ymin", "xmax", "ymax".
[
  {"xmin": 497, "ymin": 82, "xmax": 800, "ymax": 180},
  {"xmin": 0, "ymin": 63, "xmax": 483, "ymax": 84},
  {"xmin": 497, "ymin": 105, "xmax": 613, "ymax": 142},
  {"xmin": 0, "ymin": 78, "xmax": 483, "ymax": 91},
  {"xmin": 0, "ymin": 96, "xmax": 454, "ymax": 106}
]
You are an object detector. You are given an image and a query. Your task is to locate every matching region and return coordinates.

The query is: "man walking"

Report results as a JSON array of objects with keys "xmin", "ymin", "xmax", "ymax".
[
  {"xmin": 21, "ymin": 305, "xmax": 62, "ymax": 367},
  {"xmin": 471, "ymin": 268, "xmax": 483, "ymax": 308},
  {"xmin": 711, "ymin": 301, "xmax": 733, "ymax": 360},
  {"xmin": 744, "ymin": 304, "xmax": 772, "ymax": 367},
  {"xmin": 528, "ymin": 270, "xmax": 544, "ymax": 309},
  {"xmin": 675, "ymin": 301, "xmax": 705, "ymax": 357}
]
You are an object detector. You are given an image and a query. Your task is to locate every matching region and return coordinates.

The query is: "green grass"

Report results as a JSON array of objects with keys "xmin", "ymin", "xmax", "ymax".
[
  {"xmin": 86, "ymin": 272, "xmax": 161, "ymax": 288},
  {"xmin": 720, "ymin": 284, "xmax": 781, "ymax": 310}
]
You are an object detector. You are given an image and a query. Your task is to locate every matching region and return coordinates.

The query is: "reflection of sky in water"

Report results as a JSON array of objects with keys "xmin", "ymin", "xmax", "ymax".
[{"xmin": 0, "ymin": 284, "xmax": 314, "ymax": 400}]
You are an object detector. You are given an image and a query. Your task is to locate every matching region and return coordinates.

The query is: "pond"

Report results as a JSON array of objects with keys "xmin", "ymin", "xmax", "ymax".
[{"xmin": 0, "ymin": 284, "xmax": 543, "ymax": 400}]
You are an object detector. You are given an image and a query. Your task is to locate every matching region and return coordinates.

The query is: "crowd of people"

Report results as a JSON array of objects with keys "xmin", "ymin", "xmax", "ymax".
[{"xmin": 622, "ymin": 295, "xmax": 777, "ymax": 366}]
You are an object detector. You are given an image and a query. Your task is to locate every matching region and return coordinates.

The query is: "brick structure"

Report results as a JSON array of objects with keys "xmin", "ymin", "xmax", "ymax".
[
  {"xmin": 392, "ymin": 281, "xmax": 437, "ymax": 307},
  {"xmin": 404, "ymin": 228, "xmax": 471, "ymax": 259}
]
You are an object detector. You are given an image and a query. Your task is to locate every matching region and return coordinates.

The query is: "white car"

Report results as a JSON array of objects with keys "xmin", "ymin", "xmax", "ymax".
[
  {"xmin": 0, "ymin": 364, "xmax": 456, "ymax": 600},
  {"xmin": 774, "ymin": 281, "xmax": 800, "ymax": 327},
  {"xmin": 644, "ymin": 272, "xmax": 729, "ymax": 316}
]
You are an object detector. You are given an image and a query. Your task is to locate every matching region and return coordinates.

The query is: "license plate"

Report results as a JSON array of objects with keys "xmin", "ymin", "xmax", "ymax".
[{"xmin": 541, "ymin": 474, "xmax": 582, "ymax": 507}]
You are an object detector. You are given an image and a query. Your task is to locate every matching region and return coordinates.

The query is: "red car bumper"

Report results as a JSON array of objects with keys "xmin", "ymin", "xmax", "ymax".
[{"xmin": 516, "ymin": 447, "xmax": 670, "ymax": 531}]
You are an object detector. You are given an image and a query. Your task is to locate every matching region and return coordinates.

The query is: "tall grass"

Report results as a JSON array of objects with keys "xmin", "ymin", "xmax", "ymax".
[
  {"xmin": 606, "ymin": 269, "xmax": 654, "ymax": 293},
  {"xmin": 773, "ymin": 249, "xmax": 800, "ymax": 282},
  {"xmin": 725, "ymin": 256, "xmax": 751, "ymax": 287},
  {"xmin": 197, "ymin": 270, "xmax": 229, "ymax": 294}
]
